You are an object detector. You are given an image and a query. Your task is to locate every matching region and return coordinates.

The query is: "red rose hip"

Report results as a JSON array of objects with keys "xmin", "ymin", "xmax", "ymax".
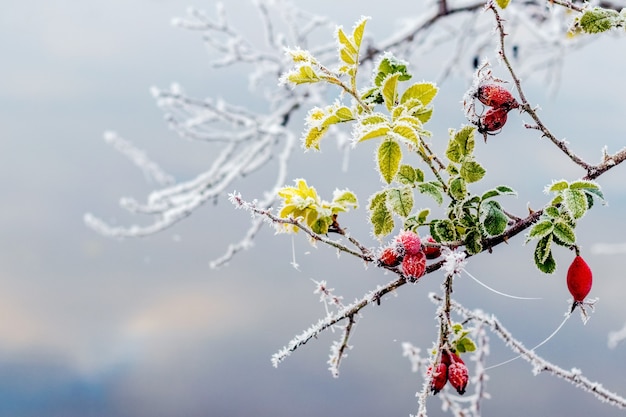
[
  {"xmin": 475, "ymin": 84, "xmax": 519, "ymax": 110},
  {"xmin": 567, "ymin": 255, "xmax": 592, "ymax": 303},
  {"xmin": 479, "ymin": 107, "xmax": 508, "ymax": 132}
]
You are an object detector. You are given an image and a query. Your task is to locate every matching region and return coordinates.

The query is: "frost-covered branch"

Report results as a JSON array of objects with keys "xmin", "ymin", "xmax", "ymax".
[{"xmin": 432, "ymin": 293, "xmax": 626, "ymax": 408}]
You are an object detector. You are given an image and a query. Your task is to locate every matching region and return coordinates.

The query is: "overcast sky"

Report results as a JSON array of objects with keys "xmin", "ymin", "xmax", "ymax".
[{"xmin": 3, "ymin": 1, "xmax": 626, "ymax": 416}]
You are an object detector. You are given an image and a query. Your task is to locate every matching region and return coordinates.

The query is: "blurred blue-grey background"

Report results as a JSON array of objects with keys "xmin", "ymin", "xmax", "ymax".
[{"xmin": 3, "ymin": 0, "xmax": 626, "ymax": 416}]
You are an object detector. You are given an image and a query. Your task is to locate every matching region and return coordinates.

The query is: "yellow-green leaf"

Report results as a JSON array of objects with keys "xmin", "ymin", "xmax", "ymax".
[
  {"xmin": 352, "ymin": 17, "xmax": 369, "ymax": 49},
  {"xmin": 357, "ymin": 126, "xmax": 391, "ymax": 142},
  {"xmin": 392, "ymin": 123, "xmax": 420, "ymax": 146},
  {"xmin": 302, "ymin": 126, "xmax": 328, "ymax": 150},
  {"xmin": 369, "ymin": 190, "xmax": 394, "ymax": 238},
  {"xmin": 382, "ymin": 73, "xmax": 400, "ymax": 111},
  {"xmin": 496, "ymin": 0, "xmax": 511, "ymax": 9},
  {"xmin": 378, "ymin": 139, "xmax": 402, "ymax": 184},
  {"xmin": 400, "ymin": 82, "xmax": 438, "ymax": 106}
]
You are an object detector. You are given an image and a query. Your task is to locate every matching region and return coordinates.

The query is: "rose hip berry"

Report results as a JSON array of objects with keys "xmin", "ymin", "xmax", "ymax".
[
  {"xmin": 401, "ymin": 251, "xmax": 426, "ymax": 280},
  {"xmin": 430, "ymin": 362, "xmax": 448, "ymax": 395},
  {"xmin": 378, "ymin": 246, "xmax": 402, "ymax": 267},
  {"xmin": 448, "ymin": 361, "xmax": 469, "ymax": 395},
  {"xmin": 567, "ymin": 255, "xmax": 593, "ymax": 303},
  {"xmin": 396, "ymin": 230, "xmax": 422, "ymax": 256},
  {"xmin": 422, "ymin": 236, "xmax": 441, "ymax": 259},
  {"xmin": 479, "ymin": 107, "xmax": 508, "ymax": 133},
  {"xmin": 475, "ymin": 84, "xmax": 519, "ymax": 110}
]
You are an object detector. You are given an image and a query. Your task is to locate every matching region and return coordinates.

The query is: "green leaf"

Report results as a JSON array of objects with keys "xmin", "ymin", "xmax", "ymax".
[
  {"xmin": 446, "ymin": 126, "xmax": 476, "ymax": 163},
  {"xmin": 414, "ymin": 168, "xmax": 425, "ymax": 183},
  {"xmin": 449, "ymin": 177, "xmax": 467, "ymax": 201},
  {"xmin": 552, "ymin": 219, "xmax": 576, "ymax": 246},
  {"xmin": 563, "ymin": 189, "xmax": 588, "ymax": 219},
  {"xmin": 431, "ymin": 219, "xmax": 457, "ymax": 242},
  {"xmin": 382, "ymin": 73, "xmax": 400, "ymax": 111},
  {"xmin": 464, "ymin": 229, "xmax": 483, "ymax": 254},
  {"xmin": 378, "ymin": 139, "xmax": 402, "ymax": 184},
  {"xmin": 527, "ymin": 220, "xmax": 554, "ymax": 241},
  {"xmin": 455, "ymin": 337, "xmax": 477, "ymax": 353},
  {"xmin": 403, "ymin": 208, "xmax": 429, "ymax": 231},
  {"xmin": 400, "ymin": 82, "xmax": 438, "ymax": 106},
  {"xmin": 534, "ymin": 234, "xmax": 553, "ymax": 264},
  {"xmin": 481, "ymin": 185, "xmax": 517, "ymax": 201},
  {"xmin": 387, "ymin": 187, "xmax": 414, "ymax": 218},
  {"xmin": 480, "ymin": 200, "xmax": 508, "ymax": 236},
  {"xmin": 578, "ymin": 7, "xmax": 622, "ymax": 34},
  {"xmin": 544, "ymin": 206, "xmax": 560, "ymax": 218},
  {"xmin": 369, "ymin": 191, "xmax": 394, "ymax": 237},
  {"xmin": 547, "ymin": 180, "xmax": 569, "ymax": 193},
  {"xmin": 311, "ymin": 216, "xmax": 331, "ymax": 234},
  {"xmin": 460, "ymin": 160, "xmax": 486, "ymax": 183},
  {"xmin": 495, "ymin": 0, "xmax": 511, "ymax": 9},
  {"xmin": 396, "ymin": 164, "xmax": 417, "ymax": 185},
  {"xmin": 418, "ymin": 182, "xmax": 444, "ymax": 205},
  {"xmin": 534, "ymin": 235, "xmax": 556, "ymax": 273},
  {"xmin": 374, "ymin": 55, "xmax": 412, "ymax": 86}
]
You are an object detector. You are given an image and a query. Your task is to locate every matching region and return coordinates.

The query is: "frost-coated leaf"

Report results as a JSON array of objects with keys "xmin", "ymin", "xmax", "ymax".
[
  {"xmin": 369, "ymin": 191, "xmax": 394, "ymax": 237},
  {"xmin": 547, "ymin": 180, "xmax": 569, "ymax": 193},
  {"xmin": 552, "ymin": 219, "xmax": 576, "ymax": 246},
  {"xmin": 481, "ymin": 185, "xmax": 517, "ymax": 201},
  {"xmin": 527, "ymin": 220, "xmax": 554, "ymax": 241},
  {"xmin": 534, "ymin": 235, "xmax": 556, "ymax": 273},
  {"xmin": 578, "ymin": 7, "xmax": 622, "ymax": 33},
  {"xmin": 446, "ymin": 126, "xmax": 476, "ymax": 163},
  {"xmin": 382, "ymin": 73, "xmax": 401, "ymax": 111},
  {"xmin": 460, "ymin": 160, "xmax": 486, "ymax": 183},
  {"xmin": 465, "ymin": 229, "xmax": 483, "ymax": 255},
  {"xmin": 563, "ymin": 189, "xmax": 588, "ymax": 219},
  {"xmin": 285, "ymin": 65, "xmax": 321, "ymax": 84},
  {"xmin": 335, "ymin": 106, "xmax": 354, "ymax": 121},
  {"xmin": 374, "ymin": 55, "xmax": 412, "ymax": 86},
  {"xmin": 404, "ymin": 208, "xmax": 430, "ymax": 231},
  {"xmin": 378, "ymin": 139, "xmax": 402, "ymax": 184},
  {"xmin": 396, "ymin": 164, "xmax": 417, "ymax": 185},
  {"xmin": 414, "ymin": 107, "xmax": 433, "ymax": 124},
  {"xmin": 352, "ymin": 17, "xmax": 369, "ymax": 49},
  {"xmin": 311, "ymin": 216, "xmax": 331, "ymax": 234},
  {"xmin": 302, "ymin": 126, "xmax": 328, "ymax": 150},
  {"xmin": 449, "ymin": 177, "xmax": 467, "ymax": 201},
  {"xmin": 456, "ymin": 336, "xmax": 477, "ymax": 353},
  {"xmin": 431, "ymin": 219, "xmax": 457, "ymax": 243},
  {"xmin": 387, "ymin": 186, "xmax": 414, "ymax": 218},
  {"xmin": 357, "ymin": 125, "xmax": 391, "ymax": 142},
  {"xmin": 544, "ymin": 206, "xmax": 560, "ymax": 218},
  {"xmin": 495, "ymin": 0, "xmax": 511, "ymax": 9},
  {"xmin": 332, "ymin": 189, "xmax": 358, "ymax": 210},
  {"xmin": 418, "ymin": 182, "xmax": 444, "ymax": 205},
  {"xmin": 480, "ymin": 200, "xmax": 508, "ymax": 236},
  {"xmin": 400, "ymin": 82, "xmax": 438, "ymax": 106},
  {"xmin": 534, "ymin": 234, "xmax": 553, "ymax": 264},
  {"xmin": 392, "ymin": 123, "xmax": 420, "ymax": 146},
  {"xmin": 337, "ymin": 27, "xmax": 357, "ymax": 55}
]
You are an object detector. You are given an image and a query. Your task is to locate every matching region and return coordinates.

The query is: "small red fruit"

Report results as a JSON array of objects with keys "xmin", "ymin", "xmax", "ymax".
[
  {"xmin": 475, "ymin": 84, "xmax": 519, "ymax": 110},
  {"xmin": 396, "ymin": 230, "xmax": 422, "ymax": 256},
  {"xmin": 401, "ymin": 251, "xmax": 426, "ymax": 280},
  {"xmin": 567, "ymin": 255, "xmax": 593, "ymax": 303},
  {"xmin": 479, "ymin": 107, "xmax": 508, "ymax": 133},
  {"xmin": 447, "ymin": 361, "xmax": 469, "ymax": 395},
  {"xmin": 422, "ymin": 236, "xmax": 441, "ymax": 259},
  {"xmin": 378, "ymin": 246, "xmax": 402, "ymax": 267},
  {"xmin": 429, "ymin": 362, "xmax": 448, "ymax": 395}
]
